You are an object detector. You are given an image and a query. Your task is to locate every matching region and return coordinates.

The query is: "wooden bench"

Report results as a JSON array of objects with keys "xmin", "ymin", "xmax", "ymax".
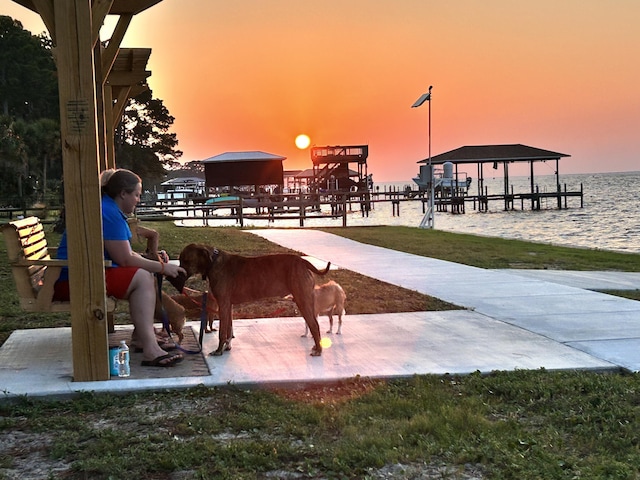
[{"xmin": 1, "ymin": 216, "xmax": 115, "ymax": 314}]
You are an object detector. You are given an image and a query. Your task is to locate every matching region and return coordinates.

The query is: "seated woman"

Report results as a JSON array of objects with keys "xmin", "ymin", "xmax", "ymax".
[{"xmin": 54, "ymin": 169, "xmax": 186, "ymax": 367}]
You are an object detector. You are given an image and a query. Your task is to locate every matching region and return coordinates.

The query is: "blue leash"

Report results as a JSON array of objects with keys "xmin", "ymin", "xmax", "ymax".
[{"xmin": 156, "ymin": 273, "xmax": 206, "ymax": 354}]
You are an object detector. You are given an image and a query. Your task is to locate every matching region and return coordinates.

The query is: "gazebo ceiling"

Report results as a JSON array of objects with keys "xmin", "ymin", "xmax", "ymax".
[{"xmin": 13, "ymin": 0, "xmax": 162, "ymax": 15}]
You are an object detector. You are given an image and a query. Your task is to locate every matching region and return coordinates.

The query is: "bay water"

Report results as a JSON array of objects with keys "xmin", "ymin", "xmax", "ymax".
[{"xmin": 178, "ymin": 171, "xmax": 640, "ymax": 254}]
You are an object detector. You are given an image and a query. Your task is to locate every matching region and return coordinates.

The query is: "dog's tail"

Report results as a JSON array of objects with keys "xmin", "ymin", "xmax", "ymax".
[{"xmin": 304, "ymin": 259, "xmax": 331, "ymax": 276}]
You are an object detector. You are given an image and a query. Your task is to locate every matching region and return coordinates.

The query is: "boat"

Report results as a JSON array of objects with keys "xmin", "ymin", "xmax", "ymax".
[
  {"xmin": 157, "ymin": 177, "xmax": 205, "ymax": 201},
  {"xmin": 413, "ymin": 162, "xmax": 471, "ymax": 194},
  {"xmin": 205, "ymin": 195, "xmax": 241, "ymax": 206},
  {"xmin": 204, "ymin": 195, "xmax": 260, "ymax": 208}
]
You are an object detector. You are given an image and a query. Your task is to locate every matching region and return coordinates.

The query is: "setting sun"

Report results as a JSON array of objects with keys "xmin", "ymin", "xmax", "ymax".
[{"xmin": 295, "ymin": 134, "xmax": 311, "ymax": 150}]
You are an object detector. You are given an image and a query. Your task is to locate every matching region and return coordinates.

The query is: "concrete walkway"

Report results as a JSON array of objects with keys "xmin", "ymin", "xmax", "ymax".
[{"xmin": 1, "ymin": 229, "xmax": 638, "ymax": 399}]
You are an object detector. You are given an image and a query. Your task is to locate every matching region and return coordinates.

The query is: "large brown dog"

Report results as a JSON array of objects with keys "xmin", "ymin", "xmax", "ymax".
[{"xmin": 177, "ymin": 243, "xmax": 330, "ymax": 356}]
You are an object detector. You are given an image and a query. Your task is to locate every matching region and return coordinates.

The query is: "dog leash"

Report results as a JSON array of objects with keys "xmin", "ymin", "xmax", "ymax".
[
  {"xmin": 156, "ymin": 273, "xmax": 206, "ymax": 355},
  {"xmin": 181, "ymin": 287, "xmax": 218, "ymax": 317}
]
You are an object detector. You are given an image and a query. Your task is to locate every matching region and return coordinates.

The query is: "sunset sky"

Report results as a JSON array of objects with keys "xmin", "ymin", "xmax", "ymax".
[{"xmin": 3, "ymin": 0, "xmax": 639, "ymax": 181}]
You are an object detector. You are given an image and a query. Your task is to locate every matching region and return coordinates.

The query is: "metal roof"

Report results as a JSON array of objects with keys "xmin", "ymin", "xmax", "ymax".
[
  {"xmin": 160, "ymin": 177, "xmax": 204, "ymax": 186},
  {"xmin": 202, "ymin": 151, "xmax": 286, "ymax": 163},
  {"xmin": 418, "ymin": 144, "xmax": 570, "ymax": 165}
]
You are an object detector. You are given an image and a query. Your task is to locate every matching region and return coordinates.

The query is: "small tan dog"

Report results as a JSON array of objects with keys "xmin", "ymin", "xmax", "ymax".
[
  {"xmin": 170, "ymin": 288, "xmax": 220, "ymax": 333},
  {"xmin": 155, "ymin": 292, "xmax": 186, "ymax": 342},
  {"xmin": 303, "ymin": 280, "xmax": 346, "ymax": 336}
]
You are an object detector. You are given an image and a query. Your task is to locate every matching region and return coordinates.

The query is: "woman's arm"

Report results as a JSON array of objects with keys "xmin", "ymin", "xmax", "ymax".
[{"xmin": 104, "ymin": 239, "xmax": 184, "ymax": 277}]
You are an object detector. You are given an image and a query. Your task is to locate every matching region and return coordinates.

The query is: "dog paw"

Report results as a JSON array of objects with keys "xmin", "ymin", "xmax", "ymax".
[{"xmin": 310, "ymin": 347, "xmax": 322, "ymax": 356}]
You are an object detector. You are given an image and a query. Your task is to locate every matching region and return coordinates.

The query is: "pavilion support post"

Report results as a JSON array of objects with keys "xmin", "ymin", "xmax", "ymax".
[
  {"xmin": 529, "ymin": 160, "xmax": 535, "ymax": 210},
  {"xmin": 55, "ymin": 0, "xmax": 110, "ymax": 381},
  {"xmin": 556, "ymin": 159, "xmax": 562, "ymax": 209},
  {"xmin": 503, "ymin": 161, "xmax": 509, "ymax": 211}
]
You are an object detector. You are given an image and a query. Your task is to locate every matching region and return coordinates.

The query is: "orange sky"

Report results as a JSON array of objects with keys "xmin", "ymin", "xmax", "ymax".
[{"xmin": 3, "ymin": 0, "xmax": 639, "ymax": 181}]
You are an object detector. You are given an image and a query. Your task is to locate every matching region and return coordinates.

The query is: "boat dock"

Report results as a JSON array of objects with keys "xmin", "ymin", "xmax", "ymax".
[{"xmin": 136, "ymin": 181, "xmax": 584, "ymax": 227}]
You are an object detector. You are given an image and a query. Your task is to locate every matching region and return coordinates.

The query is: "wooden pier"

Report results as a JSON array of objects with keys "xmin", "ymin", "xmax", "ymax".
[{"xmin": 136, "ymin": 182, "xmax": 584, "ymax": 227}]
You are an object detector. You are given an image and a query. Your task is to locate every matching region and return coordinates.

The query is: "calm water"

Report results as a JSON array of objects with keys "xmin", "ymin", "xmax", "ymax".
[{"xmin": 178, "ymin": 172, "xmax": 640, "ymax": 254}]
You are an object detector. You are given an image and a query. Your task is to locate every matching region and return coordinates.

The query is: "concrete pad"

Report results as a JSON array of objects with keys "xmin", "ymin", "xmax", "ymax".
[
  {"xmin": 0, "ymin": 311, "xmax": 615, "ymax": 399},
  {"xmin": 200, "ymin": 312, "xmax": 614, "ymax": 384},
  {"xmin": 0, "ymin": 328, "xmax": 212, "ymax": 398}
]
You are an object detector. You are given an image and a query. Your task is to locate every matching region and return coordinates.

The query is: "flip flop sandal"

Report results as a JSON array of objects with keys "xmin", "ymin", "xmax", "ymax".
[{"xmin": 141, "ymin": 353, "xmax": 183, "ymax": 367}]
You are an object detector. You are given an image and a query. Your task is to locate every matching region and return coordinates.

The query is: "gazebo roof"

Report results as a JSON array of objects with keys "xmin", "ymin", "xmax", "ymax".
[
  {"xmin": 202, "ymin": 151, "xmax": 286, "ymax": 163},
  {"xmin": 419, "ymin": 144, "xmax": 570, "ymax": 165},
  {"xmin": 13, "ymin": 0, "xmax": 162, "ymax": 15},
  {"xmin": 106, "ymin": 48, "xmax": 152, "ymax": 88}
]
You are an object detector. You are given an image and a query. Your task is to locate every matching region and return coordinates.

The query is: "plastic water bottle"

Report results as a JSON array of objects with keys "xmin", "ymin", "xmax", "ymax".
[{"xmin": 117, "ymin": 340, "xmax": 130, "ymax": 377}]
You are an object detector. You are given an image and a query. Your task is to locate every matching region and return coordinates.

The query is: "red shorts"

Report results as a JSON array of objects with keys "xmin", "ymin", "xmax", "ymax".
[{"xmin": 53, "ymin": 267, "xmax": 139, "ymax": 301}]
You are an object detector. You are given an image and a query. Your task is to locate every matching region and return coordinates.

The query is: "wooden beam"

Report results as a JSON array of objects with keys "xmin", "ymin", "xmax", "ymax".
[
  {"xmin": 101, "ymin": 14, "xmax": 133, "ymax": 82},
  {"xmin": 91, "ymin": 0, "xmax": 114, "ymax": 48},
  {"xmin": 111, "ymin": 85, "xmax": 132, "ymax": 124},
  {"xmin": 54, "ymin": 0, "xmax": 110, "ymax": 381},
  {"xmin": 103, "ymin": 86, "xmax": 115, "ymax": 169},
  {"xmin": 25, "ymin": 0, "xmax": 56, "ymax": 44},
  {"xmin": 110, "ymin": 84, "xmax": 149, "ymax": 130},
  {"xmin": 94, "ymin": 42, "xmax": 107, "ymax": 172}
]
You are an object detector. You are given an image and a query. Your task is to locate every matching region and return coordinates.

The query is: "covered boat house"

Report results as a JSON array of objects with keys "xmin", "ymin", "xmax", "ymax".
[{"xmin": 417, "ymin": 144, "xmax": 582, "ymax": 211}]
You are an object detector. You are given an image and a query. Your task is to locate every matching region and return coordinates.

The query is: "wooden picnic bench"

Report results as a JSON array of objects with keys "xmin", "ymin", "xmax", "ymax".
[{"xmin": 1, "ymin": 216, "xmax": 116, "ymax": 315}]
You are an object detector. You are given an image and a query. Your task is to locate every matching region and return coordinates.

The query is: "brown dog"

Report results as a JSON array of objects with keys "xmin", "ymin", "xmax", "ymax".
[
  {"xmin": 177, "ymin": 243, "xmax": 330, "ymax": 356},
  {"xmin": 303, "ymin": 280, "xmax": 346, "ymax": 336}
]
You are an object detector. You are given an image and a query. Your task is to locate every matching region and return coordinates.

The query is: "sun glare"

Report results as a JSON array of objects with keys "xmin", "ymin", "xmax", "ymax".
[{"xmin": 295, "ymin": 134, "xmax": 311, "ymax": 149}]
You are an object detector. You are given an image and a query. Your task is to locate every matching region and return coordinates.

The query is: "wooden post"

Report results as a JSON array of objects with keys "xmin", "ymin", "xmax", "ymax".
[
  {"xmin": 299, "ymin": 200, "xmax": 305, "ymax": 227},
  {"xmin": 342, "ymin": 195, "xmax": 348, "ymax": 227},
  {"xmin": 55, "ymin": 0, "xmax": 110, "ymax": 381}
]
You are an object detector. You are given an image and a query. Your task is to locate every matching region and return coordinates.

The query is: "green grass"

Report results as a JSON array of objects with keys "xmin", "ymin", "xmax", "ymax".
[
  {"xmin": 1, "ymin": 223, "xmax": 640, "ymax": 478},
  {"xmin": 2, "ymin": 372, "xmax": 640, "ymax": 479}
]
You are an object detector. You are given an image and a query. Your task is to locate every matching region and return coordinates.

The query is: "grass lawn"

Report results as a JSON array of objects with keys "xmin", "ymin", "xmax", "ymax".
[{"xmin": 1, "ymin": 223, "xmax": 639, "ymax": 479}]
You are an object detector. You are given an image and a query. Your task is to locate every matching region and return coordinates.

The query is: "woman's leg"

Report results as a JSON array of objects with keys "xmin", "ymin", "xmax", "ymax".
[{"xmin": 126, "ymin": 269, "xmax": 182, "ymax": 364}]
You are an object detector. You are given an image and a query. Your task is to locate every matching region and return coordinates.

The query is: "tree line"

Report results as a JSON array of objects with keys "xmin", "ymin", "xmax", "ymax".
[{"xmin": 0, "ymin": 15, "xmax": 195, "ymax": 209}]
